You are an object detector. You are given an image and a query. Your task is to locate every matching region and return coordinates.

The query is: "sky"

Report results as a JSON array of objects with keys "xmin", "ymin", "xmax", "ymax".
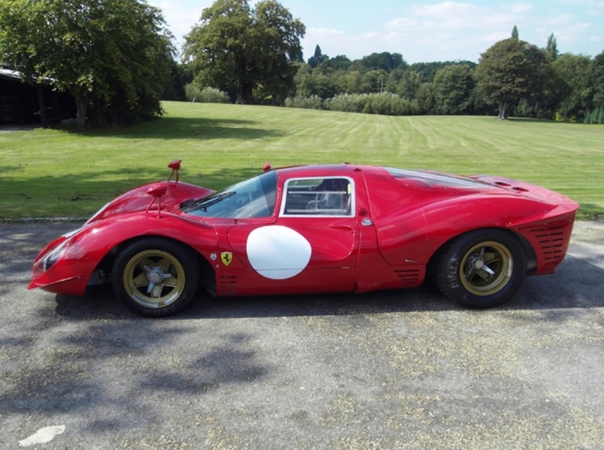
[{"xmin": 148, "ymin": 0, "xmax": 604, "ymax": 63}]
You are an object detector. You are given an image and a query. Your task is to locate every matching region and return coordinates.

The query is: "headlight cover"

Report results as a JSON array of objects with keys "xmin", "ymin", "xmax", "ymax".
[{"xmin": 41, "ymin": 239, "xmax": 70, "ymax": 271}]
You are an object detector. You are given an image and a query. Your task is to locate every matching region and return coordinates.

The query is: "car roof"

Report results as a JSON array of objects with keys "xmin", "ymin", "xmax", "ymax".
[{"xmin": 275, "ymin": 164, "xmax": 388, "ymax": 179}]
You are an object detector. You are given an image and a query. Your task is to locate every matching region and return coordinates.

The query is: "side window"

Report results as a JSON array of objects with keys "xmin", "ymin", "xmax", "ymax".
[{"xmin": 281, "ymin": 177, "xmax": 353, "ymax": 217}]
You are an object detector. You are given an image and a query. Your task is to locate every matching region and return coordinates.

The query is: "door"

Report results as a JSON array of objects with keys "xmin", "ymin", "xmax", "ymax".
[{"xmin": 226, "ymin": 176, "xmax": 360, "ymax": 294}]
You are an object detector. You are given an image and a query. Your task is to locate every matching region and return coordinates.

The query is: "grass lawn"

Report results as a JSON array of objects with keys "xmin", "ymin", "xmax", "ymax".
[{"xmin": 1, "ymin": 101, "xmax": 603, "ymax": 220}]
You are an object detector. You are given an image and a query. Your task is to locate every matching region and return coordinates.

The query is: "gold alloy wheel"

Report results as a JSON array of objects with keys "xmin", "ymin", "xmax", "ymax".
[
  {"xmin": 459, "ymin": 240, "xmax": 513, "ymax": 296},
  {"xmin": 122, "ymin": 249, "xmax": 187, "ymax": 309}
]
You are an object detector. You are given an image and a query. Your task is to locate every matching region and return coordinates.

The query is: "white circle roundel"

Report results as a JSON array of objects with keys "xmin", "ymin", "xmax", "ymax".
[{"xmin": 246, "ymin": 226, "xmax": 312, "ymax": 280}]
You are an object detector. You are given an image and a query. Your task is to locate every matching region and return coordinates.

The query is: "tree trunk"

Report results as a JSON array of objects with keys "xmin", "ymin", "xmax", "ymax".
[
  {"xmin": 36, "ymin": 85, "xmax": 46, "ymax": 128},
  {"xmin": 73, "ymin": 87, "xmax": 88, "ymax": 126},
  {"xmin": 498, "ymin": 100, "xmax": 508, "ymax": 119},
  {"xmin": 236, "ymin": 83, "xmax": 254, "ymax": 104},
  {"xmin": 563, "ymin": 102, "xmax": 568, "ymax": 122},
  {"xmin": 236, "ymin": 89, "xmax": 247, "ymax": 104}
]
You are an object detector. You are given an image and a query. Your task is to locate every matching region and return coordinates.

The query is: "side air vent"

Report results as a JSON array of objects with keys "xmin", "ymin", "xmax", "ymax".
[
  {"xmin": 218, "ymin": 276, "xmax": 237, "ymax": 296},
  {"xmin": 395, "ymin": 269, "xmax": 421, "ymax": 286},
  {"xmin": 528, "ymin": 224, "xmax": 567, "ymax": 267}
]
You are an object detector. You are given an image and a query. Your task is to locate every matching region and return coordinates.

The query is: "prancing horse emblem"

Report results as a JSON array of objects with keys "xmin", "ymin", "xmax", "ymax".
[{"xmin": 221, "ymin": 252, "xmax": 233, "ymax": 266}]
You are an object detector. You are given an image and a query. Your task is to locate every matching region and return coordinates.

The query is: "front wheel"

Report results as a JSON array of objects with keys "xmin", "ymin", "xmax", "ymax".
[
  {"xmin": 433, "ymin": 229, "xmax": 526, "ymax": 308},
  {"xmin": 112, "ymin": 238, "xmax": 200, "ymax": 317}
]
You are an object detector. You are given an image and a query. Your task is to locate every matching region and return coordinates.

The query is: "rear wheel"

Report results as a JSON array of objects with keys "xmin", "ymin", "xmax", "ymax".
[
  {"xmin": 434, "ymin": 229, "xmax": 526, "ymax": 308},
  {"xmin": 112, "ymin": 238, "xmax": 200, "ymax": 317}
]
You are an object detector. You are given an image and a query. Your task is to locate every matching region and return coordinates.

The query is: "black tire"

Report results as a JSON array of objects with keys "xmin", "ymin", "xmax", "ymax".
[
  {"xmin": 112, "ymin": 238, "xmax": 200, "ymax": 317},
  {"xmin": 433, "ymin": 229, "xmax": 526, "ymax": 308}
]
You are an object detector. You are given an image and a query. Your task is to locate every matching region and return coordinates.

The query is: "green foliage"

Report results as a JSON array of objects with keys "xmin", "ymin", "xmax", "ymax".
[
  {"xmin": 293, "ymin": 64, "xmax": 340, "ymax": 99},
  {"xmin": 284, "ymin": 92, "xmax": 420, "ymax": 116},
  {"xmin": 415, "ymin": 83, "xmax": 435, "ymax": 114},
  {"xmin": 475, "ymin": 38, "xmax": 552, "ymax": 119},
  {"xmin": 391, "ymin": 70, "xmax": 422, "ymax": 100},
  {"xmin": 323, "ymin": 94, "xmax": 362, "ymax": 113},
  {"xmin": 583, "ymin": 107, "xmax": 604, "ymax": 124},
  {"xmin": 284, "ymin": 95, "xmax": 323, "ymax": 110},
  {"xmin": 361, "ymin": 70, "xmax": 389, "ymax": 93},
  {"xmin": 184, "ymin": 0, "xmax": 305, "ymax": 105},
  {"xmin": 545, "ymin": 33, "xmax": 559, "ymax": 62},
  {"xmin": 162, "ymin": 61, "xmax": 188, "ymax": 101},
  {"xmin": 185, "ymin": 85, "xmax": 231, "ymax": 103},
  {"xmin": 0, "ymin": 0, "xmax": 174, "ymax": 126},
  {"xmin": 552, "ymin": 53, "xmax": 592, "ymax": 121},
  {"xmin": 592, "ymin": 50, "xmax": 604, "ymax": 108},
  {"xmin": 432, "ymin": 64, "xmax": 475, "ymax": 114},
  {"xmin": 408, "ymin": 61, "xmax": 475, "ymax": 82},
  {"xmin": 361, "ymin": 52, "xmax": 408, "ymax": 71},
  {"xmin": 321, "ymin": 55, "xmax": 352, "ymax": 72},
  {"xmin": 511, "ymin": 25, "xmax": 519, "ymax": 40},
  {"xmin": 308, "ymin": 45, "xmax": 329, "ymax": 69},
  {"xmin": 290, "ymin": 47, "xmax": 502, "ymax": 117}
]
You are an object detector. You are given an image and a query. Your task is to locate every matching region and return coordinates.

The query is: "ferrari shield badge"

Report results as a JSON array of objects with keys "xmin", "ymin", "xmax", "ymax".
[{"xmin": 221, "ymin": 252, "xmax": 233, "ymax": 266}]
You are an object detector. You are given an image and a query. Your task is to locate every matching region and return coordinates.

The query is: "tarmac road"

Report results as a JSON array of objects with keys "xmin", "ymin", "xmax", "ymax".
[{"xmin": 0, "ymin": 221, "xmax": 603, "ymax": 449}]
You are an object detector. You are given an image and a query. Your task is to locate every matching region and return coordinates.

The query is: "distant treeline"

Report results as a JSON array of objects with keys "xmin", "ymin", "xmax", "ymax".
[{"xmin": 178, "ymin": 41, "xmax": 604, "ymax": 124}]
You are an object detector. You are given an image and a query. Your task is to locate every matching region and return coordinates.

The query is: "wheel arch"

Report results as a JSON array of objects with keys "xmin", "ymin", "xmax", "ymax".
[
  {"xmin": 94, "ymin": 234, "xmax": 216, "ymax": 290},
  {"xmin": 427, "ymin": 226, "xmax": 537, "ymax": 276},
  {"xmin": 428, "ymin": 226, "xmax": 532, "ymax": 308}
]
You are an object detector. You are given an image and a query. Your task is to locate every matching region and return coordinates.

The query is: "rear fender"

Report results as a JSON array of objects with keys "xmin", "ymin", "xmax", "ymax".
[{"xmin": 375, "ymin": 196, "xmax": 554, "ymax": 267}]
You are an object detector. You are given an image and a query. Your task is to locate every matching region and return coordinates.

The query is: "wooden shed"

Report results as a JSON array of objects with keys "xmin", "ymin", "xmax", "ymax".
[{"xmin": 0, "ymin": 67, "xmax": 76, "ymax": 126}]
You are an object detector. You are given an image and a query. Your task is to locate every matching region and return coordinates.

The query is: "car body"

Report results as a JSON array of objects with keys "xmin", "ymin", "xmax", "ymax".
[{"xmin": 29, "ymin": 160, "xmax": 579, "ymax": 316}]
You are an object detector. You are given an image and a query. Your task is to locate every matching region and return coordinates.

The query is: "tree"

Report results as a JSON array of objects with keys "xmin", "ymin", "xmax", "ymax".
[
  {"xmin": 511, "ymin": 25, "xmax": 519, "ymax": 40},
  {"xmin": 432, "ymin": 64, "xmax": 475, "ymax": 114},
  {"xmin": 361, "ymin": 52, "xmax": 407, "ymax": 72},
  {"xmin": 361, "ymin": 70, "xmax": 388, "ymax": 93},
  {"xmin": 592, "ymin": 50, "xmax": 604, "ymax": 108},
  {"xmin": 585, "ymin": 50, "xmax": 604, "ymax": 123},
  {"xmin": 475, "ymin": 38, "xmax": 551, "ymax": 119},
  {"xmin": 293, "ymin": 64, "xmax": 339, "ymax": 99},
  {"xmin": 322, "ymin": 55, "xmax": 352, "ymax": 72},
  {"xmin": 545, "ymin": 33, "xmax": 559, "ymax": 62},
  {"xmin": 0, "ymin": 0, "xmax": 174, "ymax": 126},
  {"xmin": 392, "ymin": 70, "xmax": 421, "ymax": 100},
  {"xmin": 184, "ymin": 0, "xmax": 305, "ymax": 105},
  {"xmin": 415, "ymin": 82, "xmax": 435, "ymax": 114},
  {"xmin": 408, "ymin": 61, "xmax": 474, "ymax": 82},
  {"xmin": 308, "ymin": 45, "xmax": 329, "ymax": 69},
  {"xmin": 552, "ymin": 53, "xmax": 592, "ymax": 121}
]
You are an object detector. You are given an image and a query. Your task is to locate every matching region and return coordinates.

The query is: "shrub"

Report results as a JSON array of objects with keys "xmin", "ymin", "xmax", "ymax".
[
  {"xmin": 584, "ymin": 107, "xmax": 604, "ymax": 124},
  {"xmin": 185, "ymin": 85, "xmax": 231, "ymax": 103},
  {"xmin": 284, "ymin": 93, "xmax": 420, "ymax": 116},
  {"xmin": 284, "ymin": 96, "xmax": 323, "ymax": 110},
  {"xmin": 324, "ymin": 94, "xmax": 362, "ymax": 113},
  {"xmin": 325, "ymin": 93, "xmax": 420, "ymax": 116}
]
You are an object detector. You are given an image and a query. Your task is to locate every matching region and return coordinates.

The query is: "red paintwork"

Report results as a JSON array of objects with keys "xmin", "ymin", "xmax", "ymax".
[{"xmin": 29, "ymin": 163, "xmax": 579, "ymax": 299}]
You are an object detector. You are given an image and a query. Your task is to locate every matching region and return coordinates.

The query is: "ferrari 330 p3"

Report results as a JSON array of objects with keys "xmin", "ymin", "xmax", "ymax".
[{"xmin": 29, "ymin": 160, "xmax": 579, "ymax": 316}]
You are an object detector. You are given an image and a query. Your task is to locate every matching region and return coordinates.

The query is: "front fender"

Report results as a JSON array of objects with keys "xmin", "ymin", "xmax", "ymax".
[{"xmin": 29, "ymin": 213, "xmax": 218, "ymax": 295}]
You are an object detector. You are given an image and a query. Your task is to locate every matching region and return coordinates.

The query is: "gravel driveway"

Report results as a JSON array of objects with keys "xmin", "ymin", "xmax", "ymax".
[{"xmin": 1, "ymin": 221, "xmax": 603, "ymax": 449}]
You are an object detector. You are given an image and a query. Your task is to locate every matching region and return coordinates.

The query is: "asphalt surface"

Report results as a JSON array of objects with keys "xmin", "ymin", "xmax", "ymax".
[{"xmin": 0, "ymin": 221, "xmax": 603, "ymax": 449}]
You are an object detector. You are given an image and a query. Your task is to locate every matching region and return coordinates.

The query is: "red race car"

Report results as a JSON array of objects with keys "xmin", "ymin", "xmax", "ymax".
[{"xmin": 29, "ymin": 160, "xmax": 579, "ymax": 317}]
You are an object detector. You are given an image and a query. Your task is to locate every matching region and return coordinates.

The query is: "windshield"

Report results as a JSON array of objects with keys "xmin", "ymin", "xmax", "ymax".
[{"xmin": 181, "ymin": 170, "xmax": 277, "ymax": 218}]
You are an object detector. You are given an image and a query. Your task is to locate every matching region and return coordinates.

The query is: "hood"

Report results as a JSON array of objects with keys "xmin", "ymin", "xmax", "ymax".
[{"xmin": 86, "ymin": 181, "xmax": 213, "ymax": 225}]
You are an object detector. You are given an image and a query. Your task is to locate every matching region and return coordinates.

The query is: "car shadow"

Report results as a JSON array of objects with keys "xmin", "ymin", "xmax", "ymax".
[{"xmin": 54, "ymin": 254, "xmax": 604, "ymax": 321}]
